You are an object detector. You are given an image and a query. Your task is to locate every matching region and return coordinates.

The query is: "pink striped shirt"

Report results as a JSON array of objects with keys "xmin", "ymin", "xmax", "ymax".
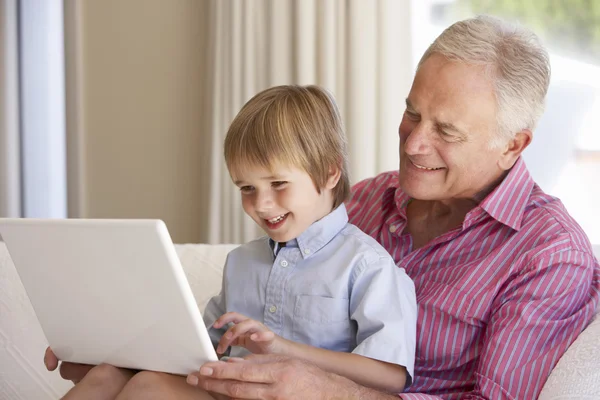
[{"xmin": 346, "ymin": 158, "xmax": 600, "ymax": 399}]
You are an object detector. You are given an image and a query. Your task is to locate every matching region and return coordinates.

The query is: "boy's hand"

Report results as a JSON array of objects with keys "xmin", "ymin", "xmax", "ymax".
[{"xmin": 214, "ymin": 312, "xmax": 285, "ymax": 355}]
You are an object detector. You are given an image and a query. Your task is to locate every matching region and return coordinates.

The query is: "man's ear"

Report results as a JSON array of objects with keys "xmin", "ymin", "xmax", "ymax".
[
  {"xmin": 498, "ymin": 129, "xmax": 532, "ymax": 170},
  {"xmin": 325, "ymin": 165, "xmax": 342, "ymax": 189}
]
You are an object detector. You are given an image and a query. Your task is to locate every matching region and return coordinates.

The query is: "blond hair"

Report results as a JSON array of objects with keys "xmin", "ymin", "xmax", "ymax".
[
  {"xmin": 224, "ymin": 85, "xmax": 350, "ymax": 209},
  {"xmin": 419, "ymin": 15, "xmax": 551, "ymax": 148}
]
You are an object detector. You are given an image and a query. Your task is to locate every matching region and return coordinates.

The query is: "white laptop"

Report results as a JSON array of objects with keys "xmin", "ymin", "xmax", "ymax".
[{"xmin": 0, "ymin": 218, "xmax": 218, "ymax": 375}]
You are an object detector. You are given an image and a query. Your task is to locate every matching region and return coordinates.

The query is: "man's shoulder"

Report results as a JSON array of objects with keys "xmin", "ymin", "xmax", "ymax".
[
  {"xmin": 521, "ymin": 186, "xmax": 595, "ymax": 257},
  {"xmin": 351, "ymin": 170, "xmax": 400, "ymax": 195},
  {"xmin": 347, "ymin": 171, "xmax": 400, "ymax": 219}
]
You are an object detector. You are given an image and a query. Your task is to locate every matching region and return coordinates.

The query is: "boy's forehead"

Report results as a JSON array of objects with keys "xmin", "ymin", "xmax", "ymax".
[
  {"xmin": 230, "ymin": 164, "xmax": 282, "ymax": 182},
  {"xmin": 230, "ymin": 163, "xmax": 301, "ymax": 184}
]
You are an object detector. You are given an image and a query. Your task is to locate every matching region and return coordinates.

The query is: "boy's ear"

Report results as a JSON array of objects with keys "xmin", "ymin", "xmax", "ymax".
[{"xmin": 325, "ymin": 165, "xmax": 342, "ymax": 190}]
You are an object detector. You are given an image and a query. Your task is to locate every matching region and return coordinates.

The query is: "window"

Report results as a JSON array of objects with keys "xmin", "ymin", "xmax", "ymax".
[{"xmin": 411, "ymin": 0, "xmax": 600, "ymax": 246}]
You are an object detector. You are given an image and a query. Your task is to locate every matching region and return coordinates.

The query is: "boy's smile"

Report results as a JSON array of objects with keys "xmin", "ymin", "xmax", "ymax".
[
  {"xmin": 231, "ymin": 164, "xmax": 337, "ymax": 242},
  {"xmin": 264, "ymin": 213, "xmax": 289, "ymax": 229}
]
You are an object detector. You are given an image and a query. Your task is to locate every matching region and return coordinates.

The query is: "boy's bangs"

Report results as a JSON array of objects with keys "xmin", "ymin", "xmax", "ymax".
[{"xmin": 226, "ymin": 127, "xmax": 306, "ymax": 179}]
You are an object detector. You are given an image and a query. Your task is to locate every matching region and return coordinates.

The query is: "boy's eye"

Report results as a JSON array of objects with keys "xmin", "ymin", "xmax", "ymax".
[
  {"xmin": 239, "ymin": 186, "xmax": 255, "ymax": 194},
  {"xmin": 272, "ymin": 181, "xmax": 287, "ymax": 188}
]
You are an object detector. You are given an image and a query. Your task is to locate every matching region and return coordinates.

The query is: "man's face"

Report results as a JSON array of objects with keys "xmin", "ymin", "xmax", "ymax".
[{"xmin": 399, "ymin": 54, "xmax": 508, "ymax": 202}]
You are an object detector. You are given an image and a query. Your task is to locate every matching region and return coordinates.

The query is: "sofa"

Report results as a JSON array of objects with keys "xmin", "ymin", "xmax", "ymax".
[{"xmin": 1, "ymin": 241, "xmax": 599, "ymax": 399}]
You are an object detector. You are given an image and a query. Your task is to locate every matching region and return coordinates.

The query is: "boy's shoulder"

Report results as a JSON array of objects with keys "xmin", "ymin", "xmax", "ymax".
[
  {"xmin": 226, "ymin": 236, "xmax": 270, "ymax": 260},
  {"xmin": 337, "ymin": 222, "xmax": 395, "ymax": 264}
]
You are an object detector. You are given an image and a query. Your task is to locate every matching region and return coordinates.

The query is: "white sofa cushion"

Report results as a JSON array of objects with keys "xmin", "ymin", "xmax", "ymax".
[{"xmin": 174, "ymin": 243, "xmax": 237, "ymax": 310}]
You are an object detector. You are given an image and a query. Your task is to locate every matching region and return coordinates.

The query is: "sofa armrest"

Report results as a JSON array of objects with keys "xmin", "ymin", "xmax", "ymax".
[{"xmin": 539, "ymin": 313, "xmax": 600, "ymax": 399}]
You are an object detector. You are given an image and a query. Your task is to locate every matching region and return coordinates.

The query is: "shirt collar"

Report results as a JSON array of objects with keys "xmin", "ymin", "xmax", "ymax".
[
  {"xmin": 394, "ymin": 186, "xmax": 411, "ymax": 220},
  {"xmin": 268, "ymin": 204, "xmax": 349, "ymax": 259},
  {"xmin": 475, "ymin": 157, "xmax": 535, "ymax": 231},
  {"xmin": 391, "ymin": 157, "xmax": 534, "ymax": 231},
  {"xmin": 268, "ymin": 240, "xmax": 288, "ymax": 256}
]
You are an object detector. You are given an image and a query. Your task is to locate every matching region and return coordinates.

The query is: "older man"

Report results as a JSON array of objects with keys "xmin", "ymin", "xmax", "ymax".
[{"xmin": 48, "ymin": 15, "xmax": 599, "ymax": 400}]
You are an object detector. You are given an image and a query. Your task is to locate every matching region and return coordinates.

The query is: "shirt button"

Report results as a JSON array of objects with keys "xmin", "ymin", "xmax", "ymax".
[
  {"xmin": 280, "ymin": 260, "xmax": 288, "ymax": 267},
  {"xmin": 389, "ymin": 225, "xmax": 397, "ymax": 233},
  {"xmin": 269, "ymin": 305, "xmax": 277, "ymax": 313},
  {"xmin": 304, "ymin": 248, "xmax": 311, "ymax": 255}
]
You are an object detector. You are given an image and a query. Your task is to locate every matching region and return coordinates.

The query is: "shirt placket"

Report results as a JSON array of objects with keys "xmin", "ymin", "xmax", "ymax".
[{"xmin": 263, "ymin": 250, "xmax": 293, "ymax": 335}]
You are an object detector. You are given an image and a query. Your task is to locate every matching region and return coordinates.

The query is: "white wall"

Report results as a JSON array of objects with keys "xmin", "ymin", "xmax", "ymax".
[{"xmin": 64, "ymin": 0, "xmax": 210, "ymax": 243}]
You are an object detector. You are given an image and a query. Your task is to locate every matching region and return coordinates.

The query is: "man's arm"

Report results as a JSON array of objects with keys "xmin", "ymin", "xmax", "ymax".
[
  {"xmin": 44, "ymin": 347, "xmax": 94, "ymax": 384},
  {"xmin": 402, "ymin": 250, "xmax": 599, "ymax": 400},
  {"xmin": 188, "ymin": 354, "xmax": 400, "ymax": 400}
]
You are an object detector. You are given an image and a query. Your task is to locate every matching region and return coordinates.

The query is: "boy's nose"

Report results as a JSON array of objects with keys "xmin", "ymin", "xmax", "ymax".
[{"xmin": 255, "ymin": 192, "xmax": 274, "ymax": 212}]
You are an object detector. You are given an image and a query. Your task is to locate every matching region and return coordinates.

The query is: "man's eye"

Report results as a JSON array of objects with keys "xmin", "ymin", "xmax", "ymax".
[
  {"xmin": 439, "ymin": 129, "xmax": 459, "ymax": 140},
  {"xmin": 240, "ymin": 186, "xmax": 254, "ymax": 193},
  {"xmin": 405, "ymin": 111, "xmax": 420, "ymax": 121},
  {"xmin": 272, "ymin": 181, "xmax": 287, "ymax": 188}
]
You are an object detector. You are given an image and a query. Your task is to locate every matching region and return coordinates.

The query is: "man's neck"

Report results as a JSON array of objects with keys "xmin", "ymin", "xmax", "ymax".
[
  {"xmin": 418, "ymin": 168, "xmax": 510, "ymax": 223},
  {"xmin": 426, "ymin": 199, "xmax": 478, "ymax": 224}
]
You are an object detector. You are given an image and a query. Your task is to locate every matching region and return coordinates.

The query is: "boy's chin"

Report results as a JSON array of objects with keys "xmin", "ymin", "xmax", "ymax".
[
  {"xmin": 267, "ymin": 229, "xmax": 297, "ymax": 243},
  {"xmin": 268, "ymin": 233, "xmax": 292, "ymax": 242}
]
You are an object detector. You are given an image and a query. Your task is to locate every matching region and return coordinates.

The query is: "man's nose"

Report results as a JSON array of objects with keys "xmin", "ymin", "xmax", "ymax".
[{"xmin": 404, "ymin": 123, "xmax": 432, "ymax": 155}]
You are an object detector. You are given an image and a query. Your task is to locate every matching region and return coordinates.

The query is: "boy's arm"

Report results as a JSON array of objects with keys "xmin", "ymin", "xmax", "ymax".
[
  {"xmin": 203, "ymin": 256, "xmax": 231, "ymax": 350},
  {"xmin": 278, "ymin": 337, "xmax": 407, "ymax": 393},
  {"xmin": 203, "ymin": 292, "xmax": 227, "ymax": 350},
  {"xmin": 350, "ymin": 256, "xmax": 417, "ymax": 388},
  {"xmin": 274, "ymin": 255, "xmax": 416, "ymax": 394}
]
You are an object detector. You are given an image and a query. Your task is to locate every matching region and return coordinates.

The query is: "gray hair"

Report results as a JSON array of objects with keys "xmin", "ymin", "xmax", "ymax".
[{"xmin": 418, "ymin": 15, "xmax": 551, "ymax": 148}]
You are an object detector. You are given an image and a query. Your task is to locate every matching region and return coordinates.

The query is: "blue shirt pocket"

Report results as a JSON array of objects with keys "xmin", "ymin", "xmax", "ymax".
[{"xmin": 292, "ymin": 294, "xmax": 353, "ymax": 352}]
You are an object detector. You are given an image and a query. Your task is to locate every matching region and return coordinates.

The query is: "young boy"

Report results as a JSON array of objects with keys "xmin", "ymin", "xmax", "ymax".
[{"xmin": 200, "ymin": 85, "xmax": 417, "ymax": 394}]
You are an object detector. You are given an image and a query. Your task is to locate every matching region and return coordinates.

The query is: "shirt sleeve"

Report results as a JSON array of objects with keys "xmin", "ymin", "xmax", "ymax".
[
  {"xmin": 402, "ymin": 249, "xmax": 599, "ymax": 400},
  {"xmin": 202, "ymin": 256, "xmax": 230, "ymax": 350},
  {"xmin": 350, "ymin": 255, "xmax": 418, "ymax": 387}
]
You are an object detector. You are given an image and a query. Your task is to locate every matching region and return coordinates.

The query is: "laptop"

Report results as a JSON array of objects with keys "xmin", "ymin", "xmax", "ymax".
[{"xmin": 0, "ymin": 218, "xmax": 218, "ymax": 375}]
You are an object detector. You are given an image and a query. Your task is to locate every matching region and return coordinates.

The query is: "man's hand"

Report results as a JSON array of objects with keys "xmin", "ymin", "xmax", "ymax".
[
  {"xmin": 186, "ymin": 354, "xmax": 397, "ymax": 400},
  {"xmin": 214, "ymin": 312, "xmax": 284, "ymax": 355},
  {"xmin": 44, "ymin": 347, "xmax": 94, "ymax": 384}
]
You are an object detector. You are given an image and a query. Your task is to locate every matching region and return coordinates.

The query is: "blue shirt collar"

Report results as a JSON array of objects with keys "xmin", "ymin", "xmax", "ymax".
[{"xmin": 268, "ymin": 204, "xmax": 349, "ymax": 259}]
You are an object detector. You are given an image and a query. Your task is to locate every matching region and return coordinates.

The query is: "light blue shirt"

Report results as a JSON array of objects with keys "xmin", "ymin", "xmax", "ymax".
[{"xmin": 203, "ymin": 204, "xmax": 417, "ymax": 383}]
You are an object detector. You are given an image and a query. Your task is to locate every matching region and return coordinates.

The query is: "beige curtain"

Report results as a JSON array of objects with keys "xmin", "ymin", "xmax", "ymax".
[
  {"xmin": 0, "ymin": 0, "xmax": 21, "ymax": 218},
  {"xmin": 202, "ymin": 0, "xmax": 413, "ymax": 244}
]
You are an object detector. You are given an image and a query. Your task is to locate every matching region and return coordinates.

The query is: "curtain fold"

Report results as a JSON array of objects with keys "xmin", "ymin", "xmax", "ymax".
[
  {"xmin": 0, "ymin": 0, "xmax": 21, "ymax": 218},
  {"xmin": 202, "ymin": 0, "xmax": 413, "ymax": 244}
]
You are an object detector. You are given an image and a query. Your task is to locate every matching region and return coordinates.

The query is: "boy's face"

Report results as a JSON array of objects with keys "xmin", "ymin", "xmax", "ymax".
[{"xmin": 231, "ymin": 164, "xmax": 337, "ymax": 242}]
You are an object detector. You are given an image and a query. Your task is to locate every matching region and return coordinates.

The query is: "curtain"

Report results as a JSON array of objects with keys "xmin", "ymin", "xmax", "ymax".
[
  {"xmin": 0, "ymin": 0, "xmax": 21, "ymax": 218},
  {"xmin": 202, "ymin": 0, "xmax": 413, "ymax": 244}
]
